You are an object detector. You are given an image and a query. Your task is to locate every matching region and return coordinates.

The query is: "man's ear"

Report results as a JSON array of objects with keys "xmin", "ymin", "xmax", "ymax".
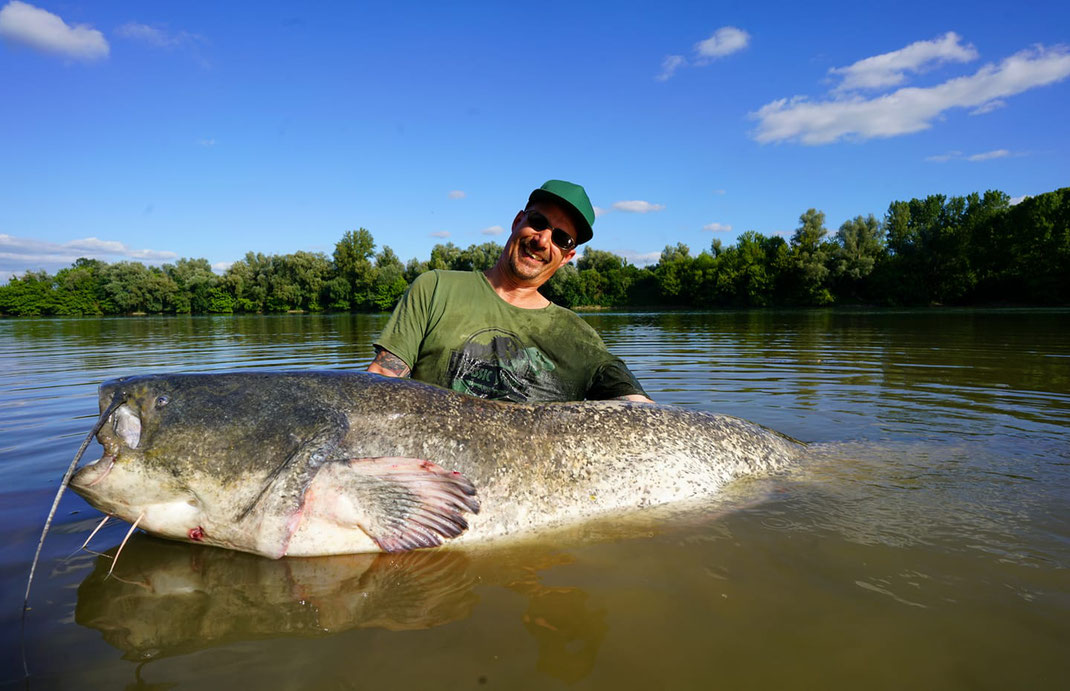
[
  {"xmin": 561, "ymin": 248, "xmax": 577, "ymax": 264},
  {"xmin": 511, "ymin": 209, "xmax": 525, "ymax": 233}
]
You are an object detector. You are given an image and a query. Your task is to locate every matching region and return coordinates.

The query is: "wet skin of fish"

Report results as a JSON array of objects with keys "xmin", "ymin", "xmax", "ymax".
[{"xmin": 70, "ymin": 371, "xmax": 800, "ymax": 558}]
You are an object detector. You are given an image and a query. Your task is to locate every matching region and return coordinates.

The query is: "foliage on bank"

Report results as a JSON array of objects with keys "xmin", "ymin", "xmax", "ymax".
[{"xmin": 1, "ymin": 187, "xmax": 1067, "ymax": 316}]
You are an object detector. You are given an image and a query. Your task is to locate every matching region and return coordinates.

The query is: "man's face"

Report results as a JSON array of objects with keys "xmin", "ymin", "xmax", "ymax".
[{"xmin": 502, "ymin": 201, "xmax": 579, "ymax": 285}]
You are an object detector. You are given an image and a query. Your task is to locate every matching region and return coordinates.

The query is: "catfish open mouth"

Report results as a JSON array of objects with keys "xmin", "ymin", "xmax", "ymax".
[
  {"xmin": 72, "ymin": 401, "xmax": 140, "ymax": 489},
  {"xmin": 76, "ymin": 454, "xmax": 116, "ymax": 488}
]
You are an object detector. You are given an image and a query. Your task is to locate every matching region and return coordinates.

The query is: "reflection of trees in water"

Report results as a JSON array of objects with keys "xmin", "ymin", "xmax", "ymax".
[
  {"xmin": 6, "ymin": 312, "xmax": 1066, "ymax": 406},
  {"xmin": 5, "ymin": 313, "xmax": 390, "ymax": 373},
  {"xmin": 76, "ymin": 534, "xmax": 609, "ymax": 684},
  {"xmin": 589, "ymin": 310, "xmax": 1068, "ymax": 431}
]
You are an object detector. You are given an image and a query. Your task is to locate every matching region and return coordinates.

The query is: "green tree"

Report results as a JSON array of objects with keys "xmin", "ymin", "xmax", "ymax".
[
  {"xmin": 654, "ymin": 243, "xmax": 692, "ymax": 303},
  {"xmin": 165, "ymin": 258, "xmax": 218, "ymax": 313},
  {"xmin": 225, "ymin": 252, "xmax": 272, "ymax": 312},
  {"xmin": 540, "ymin": 262, "xmax": 585, "ymax": 307},
  {"xmin": 404, "ymin": 257, "xmax": 430, "ymax": 283},
  {"xmin": 690, "ymin": 250, "xmax": 720, "ymax": 307},
  {"xmin": 52, "ymin": 258, "xmax": 105, "ymax": 315},
  {"xmin": 831, "ymin": 214, "xmax": 884, "ymax": 301},
  {"xmin": 962, "ymin": 190, "xmax": 1012, "ymax": 300},
  {"xmin": 333, "ymin": 229, "xmax": 377, "ymax": 310},
  {"xmin": 266, "ymin": 251, "xmax": 331, "ymax": 311},
  {"xmin": 428, "ymin": 242, "xmax": 462, "ymax": 271},
  {"xmin": 101, "ymin": 262, "xmax": 177, "ymax": 313},
  {"xmin": 372, "ymin": 246, "xmax": 408, "ymax": 311},
  {"xmin": 997, "ymin": 187, "xmax": 1069, "ymax": 302},
  {"xmin": 576, "ymin": 248, "xmax": 636, "ymax": 306},
  {"xmin": 717, "ymin": 232, "xmax": 786, "ymax": 307},
  {"xmin": 0, "ymin": 270, "xmax": 55, "ymax": 316},
  {"xmin": 880, "ymin": 193, "xmax": 999, "ymax": 304},
  {"xmin": 456, "ymin": 242, "xmax": 503, "ymax": 272},
  {"xmin": 787, "ymin": 208, "xmax": 834, "ymax": 305}
]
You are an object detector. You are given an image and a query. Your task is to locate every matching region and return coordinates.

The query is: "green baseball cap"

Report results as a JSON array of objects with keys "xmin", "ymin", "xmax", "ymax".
[{"xmin": 528, "ymin": 179, "xmax": 595, "ymax": 245}]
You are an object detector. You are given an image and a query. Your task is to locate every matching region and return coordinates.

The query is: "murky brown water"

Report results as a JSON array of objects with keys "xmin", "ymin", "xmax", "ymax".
[{"xmin": 2, "ymin": 310, "xmax": 1067, "ymax": 689}]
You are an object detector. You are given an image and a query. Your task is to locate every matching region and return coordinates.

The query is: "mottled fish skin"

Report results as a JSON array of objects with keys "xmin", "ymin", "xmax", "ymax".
[{"xmin": 70, "ymin": 371, "xmax": 801, "ymax": 558}]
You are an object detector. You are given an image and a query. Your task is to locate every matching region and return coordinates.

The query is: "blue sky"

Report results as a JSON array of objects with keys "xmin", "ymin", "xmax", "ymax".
[{"xmin": 1, "ymin": 0, "xmax": 1068, "ymax": 282}]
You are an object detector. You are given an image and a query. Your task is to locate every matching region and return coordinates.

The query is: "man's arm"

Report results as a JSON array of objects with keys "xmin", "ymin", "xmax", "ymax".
[
  {"xmin": 588, "ymin": 358, "xmax": 652, "ymax": 402},
  {"xmin": 367, "ymin": 346, "xmax": 411, "ymax": 378},
  {"xmin": 369, "ymin": 271, "xmax": 437, "ymax": 380}
]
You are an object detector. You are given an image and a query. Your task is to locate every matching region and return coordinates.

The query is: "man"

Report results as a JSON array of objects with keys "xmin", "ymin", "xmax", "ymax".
[{"xmin": 367, "ymin": 180, "xmax": 653, "ymax": 403}]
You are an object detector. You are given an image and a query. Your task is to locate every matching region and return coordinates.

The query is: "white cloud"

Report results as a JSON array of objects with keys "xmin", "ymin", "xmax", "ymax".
[
  {"xmin": 1009, "ymin": 195, "xmax": 1030, "ymax": 205},
  {"xmin": 752, "ymin": 45, "xmax": 1070, "ymax": 145},
  {"xmin": 830, "ymin": 32, "xmax": 978, "ymax": 93},
  {"xmin": 925, "ymin": 151, "xmax": 962, "ymax": 162},
  {"xmin": 656, "ymin": 54, "xmax": 685, "ymax": 81},
  {"xmin": 593, "ymin": 206, "xmax": 609, "ymax": 217},
  {"xmin": 967, "ymin": 149, "xmax": 1011, "ymax": 161},
  {"xmin": 481, "ymin": 225, "xmax": 504, "ymax": 236},
  {"xmin": 199, "ymin": 138, "xmax": 216, "ymax": 147},
  {"xmin": 430, "ymin": 231, "xmax": 450, "ymax": 238},
  {"xmin": 614, "ymin": 249, "xmax": 661, "ymax": 267},
  {"xmin": 211, "ymin": 261, "xmax": 232, "ymax": 274},
  {"xmin": 448, "ymin": 190, "xmax": 465, "ymax": 200},
  {"xmin": 703, "ymin": 222, "xmax": 733, "ymax": 232},
  {"xmin": 695, "ymin": 26, "xmax": 750, "ymax": 61},
  {"xmin": 114, "ymin": 20, "xmax": 208, "ymax": 67},
  {"xmin": 0, "ymin": 1, "xmax": 108, "ymax": 60},
  {"xmin": 612, "ymin": 200, "xmax": 665, "ymax": 213},
  {"xmin": 115, "ymin": 21, "xmax": 200, "ymax": 49},
  {"xmin": 926, "ymin": 148, "xmax": 1017, "ymax": 162},
  {"xmin": 0, "ymin": 233, "xmax": 178, "ymax": 279},
  {"xmin": 656, "ymin": 26, "xmax": 749, "ymax": 80}
]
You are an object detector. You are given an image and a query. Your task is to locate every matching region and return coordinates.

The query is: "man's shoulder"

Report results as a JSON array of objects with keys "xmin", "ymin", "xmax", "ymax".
[
  {"xmin": 545, "ymin": 303, "xmax": 604, "ymax": 342},
  {"xmin": 420, "ymin": 269, "xmax": 486, "ymax": 293},
  {"xmin": 428, "ymin": 269, "xmax": 482, "ymax": 283},
  {"xmin": 408, "ymin": 268, "xmax": 476, "ymax": 290},
  {"xmin": 546, "ymin": 301, "xmax": 590, "ymax": 324},
  {"xmin": 406, "ymin": 270, "xmax": 489, "ymax": 305}
]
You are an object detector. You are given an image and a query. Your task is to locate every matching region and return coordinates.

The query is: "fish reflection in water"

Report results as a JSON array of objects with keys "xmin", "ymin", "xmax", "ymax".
[{"xmin": 75, "ymin": 534, "xmax": 609, "ymax": 682}]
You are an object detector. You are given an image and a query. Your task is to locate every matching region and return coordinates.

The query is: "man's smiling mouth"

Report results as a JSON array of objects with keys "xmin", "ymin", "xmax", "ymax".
[{"xmin": 519, "ymin": 244, "xmax": 546, "ymax": 263}]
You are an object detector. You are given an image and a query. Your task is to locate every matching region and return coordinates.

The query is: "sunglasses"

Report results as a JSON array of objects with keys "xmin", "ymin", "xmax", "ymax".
[{"xmin": 525, "ymin": 210, "xmax": 577, "ymax": 252}]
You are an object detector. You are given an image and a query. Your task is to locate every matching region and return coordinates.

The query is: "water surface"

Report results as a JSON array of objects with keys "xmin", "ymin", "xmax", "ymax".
[{"xmin": 1, "ymin": 310, "xmax": 1067, "ymax": 689}]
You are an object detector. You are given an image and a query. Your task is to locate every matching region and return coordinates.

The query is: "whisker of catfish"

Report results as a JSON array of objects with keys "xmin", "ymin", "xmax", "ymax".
[
  {"xmin": 107, "ymin": 512, "xmax": 144, "ymax": 578},
  {"xmin": 72, "ymin": 514, "xmax": 112, "ymax": 557}
]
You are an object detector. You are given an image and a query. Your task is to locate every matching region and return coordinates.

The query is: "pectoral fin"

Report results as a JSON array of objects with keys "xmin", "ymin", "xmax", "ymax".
[{"xmin": 307, "ymin": 457, "xmax": 481, "ymax": 553}]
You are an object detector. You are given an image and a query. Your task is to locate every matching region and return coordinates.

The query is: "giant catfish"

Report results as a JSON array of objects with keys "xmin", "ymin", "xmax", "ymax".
[{"xmin": 70, "ymin": 371, "xmax": 800, "ymax": 558}]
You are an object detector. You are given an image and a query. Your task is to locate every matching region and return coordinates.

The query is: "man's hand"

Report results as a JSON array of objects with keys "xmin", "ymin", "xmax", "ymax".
[
  {"xmin": 617, "ymin": 394, "xmax": 654, "ymax": 403},
  {"xmin": 367, "ymin": 346, "xmax": 411, "ymax": 378}
]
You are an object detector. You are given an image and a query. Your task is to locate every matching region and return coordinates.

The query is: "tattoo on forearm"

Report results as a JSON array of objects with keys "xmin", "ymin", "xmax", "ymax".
[{"xmin": 373, "ymin": 347, "xmax": 411, "ymax": 377}]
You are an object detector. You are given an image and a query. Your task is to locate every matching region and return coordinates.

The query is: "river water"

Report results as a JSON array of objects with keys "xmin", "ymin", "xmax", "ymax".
[{"xmin": 1, "ymin": 310, "xmax": 1067, "ymax": 689}]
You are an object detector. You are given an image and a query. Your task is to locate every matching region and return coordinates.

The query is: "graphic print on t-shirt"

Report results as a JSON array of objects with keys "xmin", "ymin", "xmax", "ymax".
[{"xmin": 446, "ymin": 328, "xmax": 566, "ymax": 401}]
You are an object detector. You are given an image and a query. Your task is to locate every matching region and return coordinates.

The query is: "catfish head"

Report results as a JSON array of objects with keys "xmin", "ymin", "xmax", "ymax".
[
  {"xmin": 69, "ymin": 373, "xmax": 480, "ymax": 558},
  {"xmin": 71, "ymin": 375, "xmax": 218, "ymax": 547}
]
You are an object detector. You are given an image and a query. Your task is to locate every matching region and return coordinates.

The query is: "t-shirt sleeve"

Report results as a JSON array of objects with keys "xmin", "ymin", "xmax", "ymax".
[
  {"xmin": 586, "ymin": 357, "xmax": 648, "ymax": 400},
  {"xmin": 373, "ymin": 271, "xmax": 437, "ymax": 369}
]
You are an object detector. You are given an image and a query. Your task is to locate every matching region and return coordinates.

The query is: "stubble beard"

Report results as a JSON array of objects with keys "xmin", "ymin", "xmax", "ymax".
[{"xmin": 508, "ymin": 240, "xmax": 552, "ymax": 282}]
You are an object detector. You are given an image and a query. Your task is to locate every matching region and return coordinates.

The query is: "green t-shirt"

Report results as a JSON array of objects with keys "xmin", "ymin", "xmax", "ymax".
[{"xmin": 374, "ymin": 270, "xmax": 646, "ymax": 402}]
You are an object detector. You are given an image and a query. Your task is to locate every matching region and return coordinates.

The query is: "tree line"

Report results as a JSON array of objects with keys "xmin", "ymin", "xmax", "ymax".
[{"xmin": 1, "ymin": 186, "xmax": 1066, "ymax": 317}]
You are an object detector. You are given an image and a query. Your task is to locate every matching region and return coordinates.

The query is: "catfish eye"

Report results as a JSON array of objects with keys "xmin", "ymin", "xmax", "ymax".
[{"xmin": 155, "ymin": 395, "xmax": 170, "ymax": 408}]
